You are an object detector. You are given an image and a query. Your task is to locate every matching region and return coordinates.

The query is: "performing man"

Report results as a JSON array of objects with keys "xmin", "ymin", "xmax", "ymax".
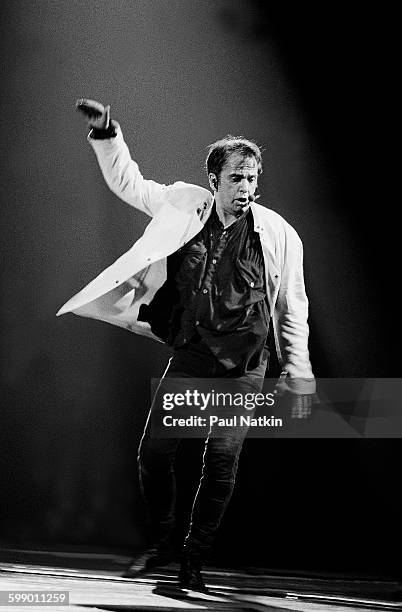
[{"xmin": 57, "ymin": 99, "xmax": 316, "ymax": 592}]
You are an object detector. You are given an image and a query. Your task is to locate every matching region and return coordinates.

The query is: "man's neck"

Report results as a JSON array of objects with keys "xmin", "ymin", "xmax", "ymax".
[{"xmin": 215, "ymin": 201, "xmax": 247, "ymax": 228}]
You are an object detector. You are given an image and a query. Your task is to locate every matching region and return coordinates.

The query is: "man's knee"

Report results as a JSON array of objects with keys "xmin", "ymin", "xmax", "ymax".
[
  {"xmin": 208, "ymin": 434, "xmax": 245, "ymax": 457},
  {"xmin": 204, "ymin": 439, "xmax": 243, "ymax": 476},
  {"xmin": 138, "ymin": 436, "xmax": 178, "ymax": 474}
]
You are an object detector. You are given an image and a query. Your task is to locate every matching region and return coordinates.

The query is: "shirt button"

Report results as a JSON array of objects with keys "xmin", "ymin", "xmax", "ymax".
[
  {"xmin": 195, "ymin": 320, "xmax": 200, "ymax": 325},
  {"xmin": 202, "ymin": 288, "xmax": 208, "ymax": 294},
  {"xmin": 212, "ymin": 258, "xmax": 217, "ymax": 264},
  {"xmin": 250, "ymin": 281, "xmax": 255, "ymax": 287}
]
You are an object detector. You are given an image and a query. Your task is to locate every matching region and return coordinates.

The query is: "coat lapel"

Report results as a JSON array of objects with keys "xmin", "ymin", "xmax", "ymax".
[{"xmin": 250, "ymin": 203, "xmax": 281, "ymax": 315}]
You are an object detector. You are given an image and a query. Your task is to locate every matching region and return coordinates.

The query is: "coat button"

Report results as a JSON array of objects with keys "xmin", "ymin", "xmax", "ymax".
[
  {"xmin": 202, "ymin": 288, "xmax": 208, "ymax": 294},
  {"xmin": 250, "ymin": 281, "xmax": 254, "ymax": 287},
  {"xmin": 212, "ymin": 258, "xmax": 217, "ymax": 264}
]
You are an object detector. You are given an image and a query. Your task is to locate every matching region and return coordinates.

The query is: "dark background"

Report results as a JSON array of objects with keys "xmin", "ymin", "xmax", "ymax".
[{"xmin": 0, "ymin": 1, "xmax": 399, "ymax": 578}]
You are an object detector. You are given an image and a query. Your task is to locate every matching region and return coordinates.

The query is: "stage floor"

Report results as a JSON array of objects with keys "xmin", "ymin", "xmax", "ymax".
[{"xmin": 0, "ymin": 548, "xmax": 400, "ymax": 611}]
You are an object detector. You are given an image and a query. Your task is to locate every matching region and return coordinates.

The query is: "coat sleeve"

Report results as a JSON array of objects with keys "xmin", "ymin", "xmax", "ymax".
[
  {"xmin": 274, "ymin": 223, "xmax": 315, "ymax": 392},
  {"xmin": 87, "ymin": 121, "xmax": 167, "ymax": 217}
]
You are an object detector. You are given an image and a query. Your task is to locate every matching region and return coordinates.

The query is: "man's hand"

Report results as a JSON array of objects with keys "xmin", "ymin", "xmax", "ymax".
[
  {"xmin": 76, "ymin": 98, "xmax": 110, "ymax": 130},
  {"xmin": 289, "ymin": 393, "xmax": 317, "ymax": 419},
  {"xmin": 274, "ymin": 373, "xmax": 318, "ymax": 419}
]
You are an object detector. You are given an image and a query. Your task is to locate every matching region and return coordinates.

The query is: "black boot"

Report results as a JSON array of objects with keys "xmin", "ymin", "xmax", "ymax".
[
  {"xmin": 122, "ymin": 546, "xmax": 174, "ymax": 578},
  {"xmin": 178, "ymin": 553, "xmax": 208, "ymax": 592}
]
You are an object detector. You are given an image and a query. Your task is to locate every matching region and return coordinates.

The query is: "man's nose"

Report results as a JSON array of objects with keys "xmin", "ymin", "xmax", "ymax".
[{"xmin": 239, "ymin": 179, "xmax": 249, "ymax": 193}]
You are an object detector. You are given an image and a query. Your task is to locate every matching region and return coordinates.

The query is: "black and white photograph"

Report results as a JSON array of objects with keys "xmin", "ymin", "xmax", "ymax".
[{"xmin": 0, "ymin": 1, "xmax": 400, "ymax": 610}]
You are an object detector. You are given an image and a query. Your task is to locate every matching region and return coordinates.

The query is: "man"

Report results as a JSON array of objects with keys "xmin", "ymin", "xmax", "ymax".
[{"xmin": 57, "ymin": 99, "xmax": 315, "ymax": 591}]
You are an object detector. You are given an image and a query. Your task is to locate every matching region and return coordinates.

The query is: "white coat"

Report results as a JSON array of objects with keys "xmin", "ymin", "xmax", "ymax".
[{"xmin": 57, "ymin": 124, "xmax": 315, "ymax": 390}]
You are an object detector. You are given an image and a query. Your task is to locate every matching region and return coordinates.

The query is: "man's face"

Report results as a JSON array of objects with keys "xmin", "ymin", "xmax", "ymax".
[{"xmin": 211, "ymin": 153, "xmax": 259, "ymax": 217}]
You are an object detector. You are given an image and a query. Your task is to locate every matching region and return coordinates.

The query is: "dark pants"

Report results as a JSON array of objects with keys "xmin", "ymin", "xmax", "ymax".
[{"xmin": 138, "ymin": 341, "xmax": 267, "ymax": 561}]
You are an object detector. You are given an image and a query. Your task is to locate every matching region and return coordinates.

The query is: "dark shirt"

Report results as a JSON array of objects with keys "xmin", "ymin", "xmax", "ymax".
[{"xmin": 140, "ymin": 205, "xmax": 269, "ymax": 373}]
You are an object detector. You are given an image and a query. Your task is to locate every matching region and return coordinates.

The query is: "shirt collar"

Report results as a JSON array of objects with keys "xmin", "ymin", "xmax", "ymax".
[{"xmin": 211, "ymin": 200, "xmax": 250, "ymax": 231}]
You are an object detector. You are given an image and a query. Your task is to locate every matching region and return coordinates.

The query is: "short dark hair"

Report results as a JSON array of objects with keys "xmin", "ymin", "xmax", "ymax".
[{"xmin": 206, "ymin": 135, "xmax": 263, "ymax": 180}]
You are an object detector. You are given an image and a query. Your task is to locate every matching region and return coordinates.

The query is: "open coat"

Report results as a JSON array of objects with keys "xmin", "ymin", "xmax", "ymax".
[{"xmin": 57, "ymin": 124, "xmax": 315, "ymax": 389}]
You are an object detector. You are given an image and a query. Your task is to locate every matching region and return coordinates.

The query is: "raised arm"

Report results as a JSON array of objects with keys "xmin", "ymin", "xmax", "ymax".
[{"xmin": 76, "ymin": 98, "xmax": 167, "ymax": 217}]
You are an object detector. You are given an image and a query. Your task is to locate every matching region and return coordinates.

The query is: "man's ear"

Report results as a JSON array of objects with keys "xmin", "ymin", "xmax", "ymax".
[{"xmin": 208, "ymin": 173, "xmax": 218, "ymax": 192}]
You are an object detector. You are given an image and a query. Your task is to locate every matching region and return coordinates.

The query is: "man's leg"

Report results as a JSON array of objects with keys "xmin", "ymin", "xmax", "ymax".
[
  {"xmin": 179, "ymin": 365, "xmax": 267, "ymax": 590},
  {"xmin": 125, "ymin": 342, "xmax": 215, "ymax": 578},
  {"xmin": 178, "ymin": 426, "xmax": 247, "ymax": 591},
  {"xmin": 123, "ymin": 376, "xmax": 181, "ymax": 576},
  {"xmin": 183, "ymin": 430, "xmax": 245, "ymax": 559},
  {"xmin": 138, "ymin": 430, "xmax": 181, "ymax": 553}
]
